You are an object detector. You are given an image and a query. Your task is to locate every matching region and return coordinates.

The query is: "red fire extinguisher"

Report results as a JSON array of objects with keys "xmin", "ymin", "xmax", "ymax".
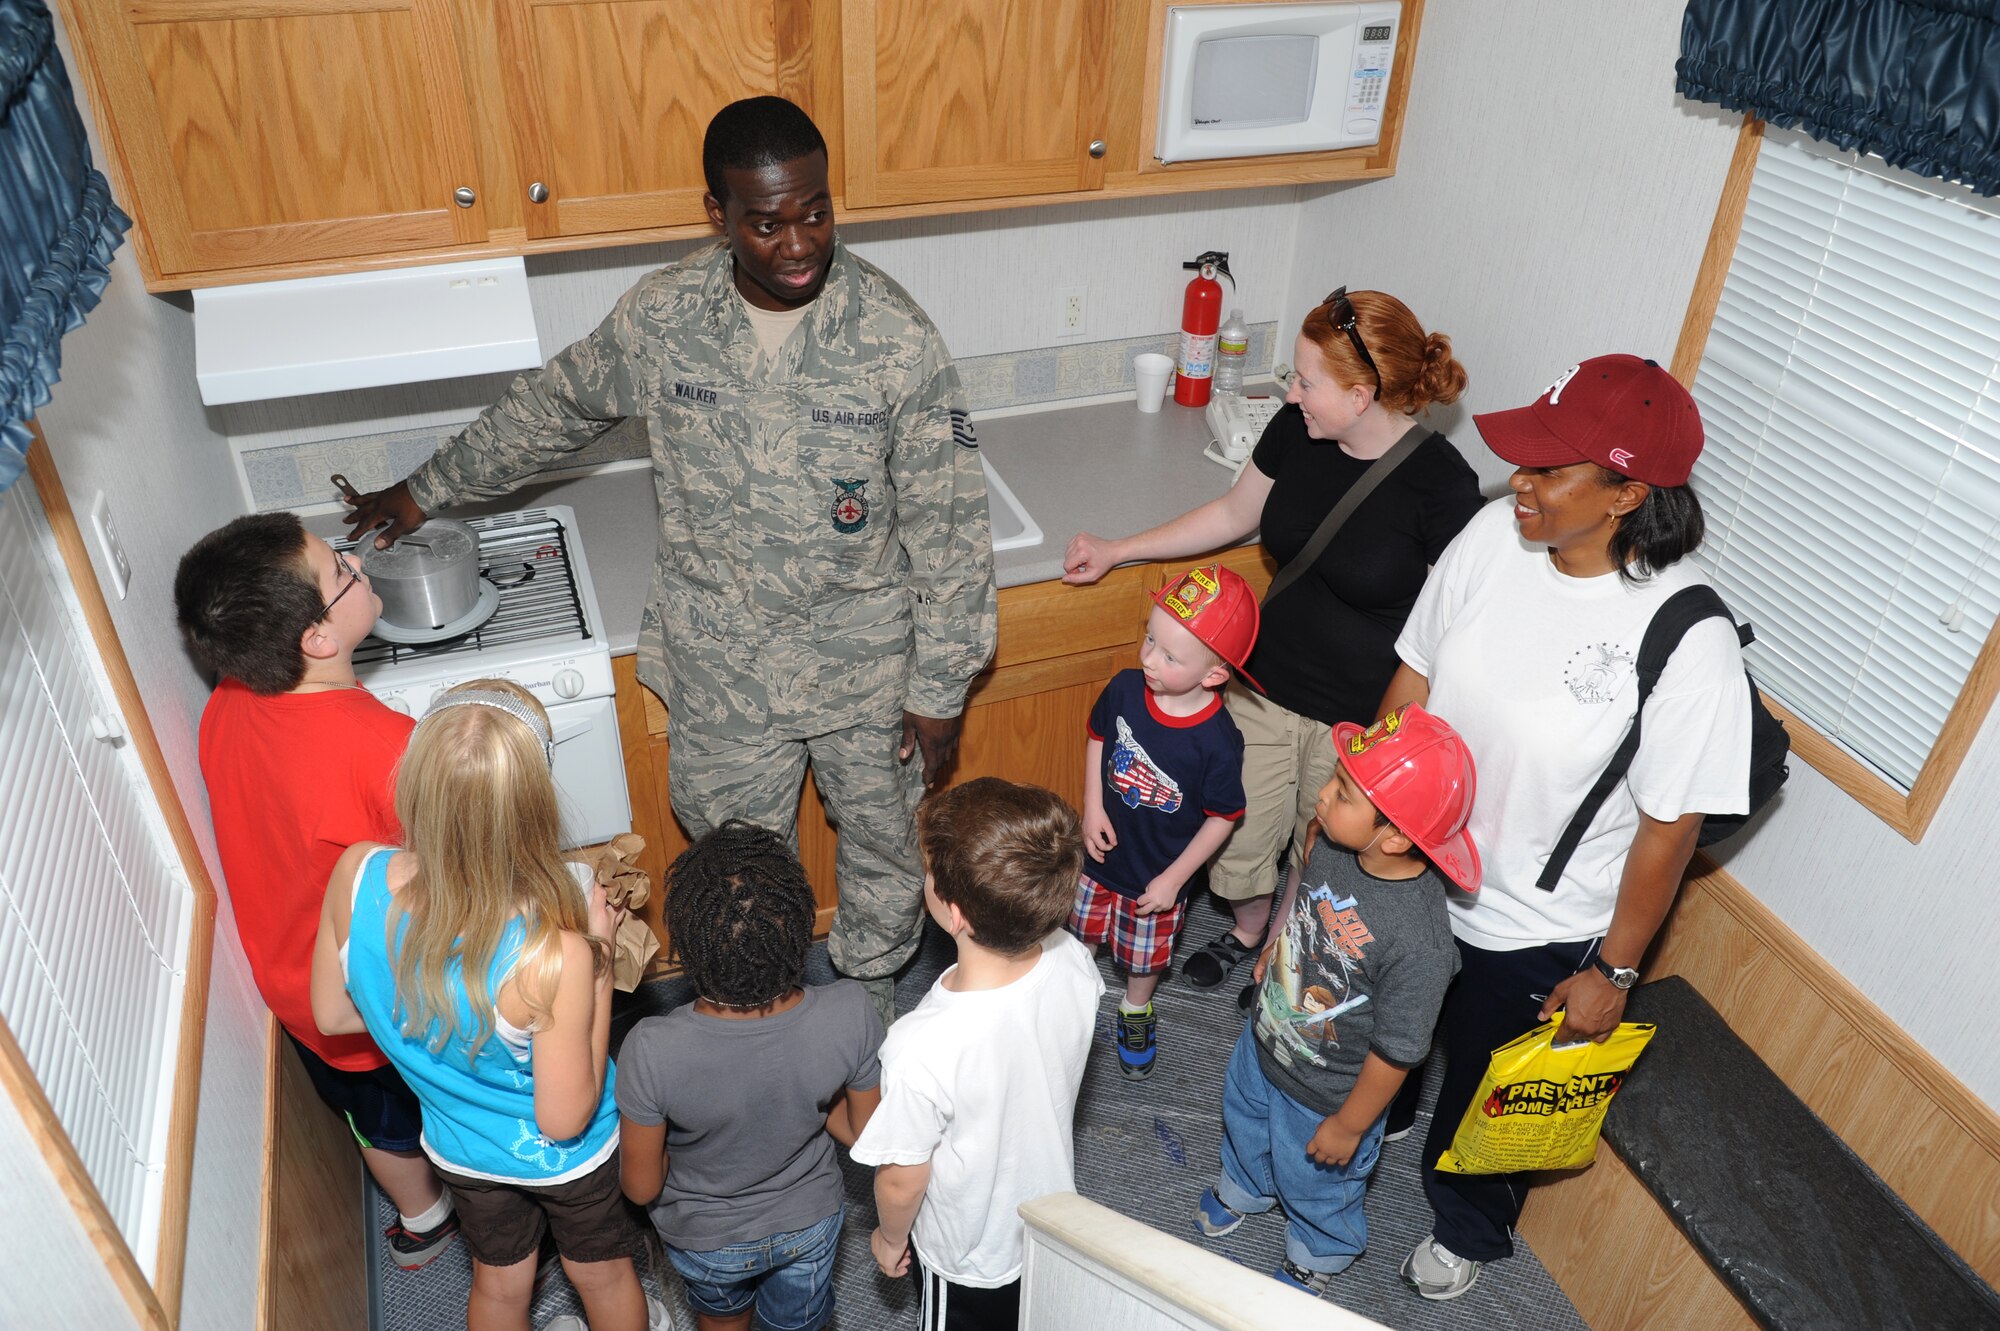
[{"xmin": 1174, "ymin": 250, "xmax": 1233, "ymax": 407}]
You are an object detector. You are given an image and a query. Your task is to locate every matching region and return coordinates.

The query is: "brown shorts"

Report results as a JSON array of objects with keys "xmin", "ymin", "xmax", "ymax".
[{"xmin": 436, "ymin": 1151, "xmax": 639, "ymax": 1267}]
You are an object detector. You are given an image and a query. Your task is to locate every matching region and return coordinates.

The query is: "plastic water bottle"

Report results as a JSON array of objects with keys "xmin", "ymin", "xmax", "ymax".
[{"xmin": 1213, "ymin": 309, "xmax": 1249, "ymax": 394}]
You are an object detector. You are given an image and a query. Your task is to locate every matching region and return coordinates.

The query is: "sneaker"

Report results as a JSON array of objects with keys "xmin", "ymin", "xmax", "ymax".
[
  {"xmin": 1274, "ymin": 1257, "xmax": 1331, "ymax": 1296},
  {"xmin": 1383, "ymin": 1116, "xmax": 1416, "ymax": 1143},
  {"xmin": 1183, "ymin": 932, "xmax": 1257, "ymax": 989},
  {"xmin": 1402, "ymin": 1233, "xmax": 1480, "ymax": 1300},
  {"xmin": 384, "ymin": 1211, "xmax": 461, "ymax": 1270},
  {"xmin": 540, "ymin": 1295, "xmax": 674, "ymax": 1331},
  {"xmin": 1115, "ymin": 1005, "xmax": 1157, "ymax": 1079},
  {"xmin": 1192, "ymin": 1188, "xmax": 1244, "ymax": 1238}
]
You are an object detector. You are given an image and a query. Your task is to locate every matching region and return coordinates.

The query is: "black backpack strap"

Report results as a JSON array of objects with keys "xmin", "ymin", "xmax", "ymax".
[{"xmin": 1535, "ymin": 586, "xmax": 1740, "ymax": 891}]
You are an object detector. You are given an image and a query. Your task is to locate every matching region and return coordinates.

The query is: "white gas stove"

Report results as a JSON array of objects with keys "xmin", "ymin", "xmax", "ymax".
[{"xmin": 337, "ymin": 504, "xmax": 631, "ymax": 848}]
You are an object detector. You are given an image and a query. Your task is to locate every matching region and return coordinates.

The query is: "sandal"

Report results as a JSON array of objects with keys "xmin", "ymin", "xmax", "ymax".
[{"xmin": 1183, "ymin": 931, "xmax": 1257, "ymax": 989}]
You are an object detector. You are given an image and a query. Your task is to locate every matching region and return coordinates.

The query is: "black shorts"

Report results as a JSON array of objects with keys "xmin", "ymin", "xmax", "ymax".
[
  {"xmin": 437, "ymin": 1152, "xmax": 640, "ymax": 1267},
  {"xmin": 287, "ymin": 1034, "xmax": 424, "ymax": 1154}
]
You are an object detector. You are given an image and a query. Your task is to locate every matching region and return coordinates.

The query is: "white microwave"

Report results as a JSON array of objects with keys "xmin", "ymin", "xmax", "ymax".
[{"xmin": 1155, "ymin": 1, "xmax": 1401, "ymax": 163}]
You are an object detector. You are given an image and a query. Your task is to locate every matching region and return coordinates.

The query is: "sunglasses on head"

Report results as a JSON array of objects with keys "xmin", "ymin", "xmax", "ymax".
[{"xmin": 1323, "ymin": 286, "xmax": 1381, "ymax": 397}]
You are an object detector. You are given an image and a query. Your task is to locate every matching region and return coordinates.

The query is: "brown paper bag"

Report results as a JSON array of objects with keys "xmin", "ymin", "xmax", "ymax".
[{"xmin": 568, "ymin": 833, "xmax": 659, "ymax": 991}]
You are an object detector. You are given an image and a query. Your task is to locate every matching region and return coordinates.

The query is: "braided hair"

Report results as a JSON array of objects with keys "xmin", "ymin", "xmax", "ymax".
[{"xmin": 664, "ymin": 820, "xmax": 816, "ymax": 1007}]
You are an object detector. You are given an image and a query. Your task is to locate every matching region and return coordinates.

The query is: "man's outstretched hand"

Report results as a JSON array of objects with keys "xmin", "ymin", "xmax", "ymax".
[{"xmin": 341, "ymin": 480, "xmax": 429, "ymax": 549}]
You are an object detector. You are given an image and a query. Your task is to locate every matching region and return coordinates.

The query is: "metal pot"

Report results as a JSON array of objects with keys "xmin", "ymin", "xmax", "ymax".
[{"xmin": 362, "ymin": 519, "xmax": 482, "ymax": 630}]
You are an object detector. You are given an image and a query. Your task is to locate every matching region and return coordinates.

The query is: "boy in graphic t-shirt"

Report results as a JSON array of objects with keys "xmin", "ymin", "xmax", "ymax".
[
  {"xmin": 1193, "ymin": 703, "xmax": 1477, "ymax": 1296},
  {"xmin": 1072, "ymin": 563, "xmax": 1252, "ymax": 1079},
  {"xmin": 175, "ymin": 513, "xmax": 457, "ymax": 1269}
]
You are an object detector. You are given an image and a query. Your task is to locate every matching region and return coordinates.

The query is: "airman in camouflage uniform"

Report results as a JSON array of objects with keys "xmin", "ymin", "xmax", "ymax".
[{"xmin": 347, "ymin": 103, "xmax": 995, "ymax": 1023}]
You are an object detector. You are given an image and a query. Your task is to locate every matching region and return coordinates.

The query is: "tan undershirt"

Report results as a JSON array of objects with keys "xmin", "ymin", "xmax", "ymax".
[{"xmin": 739, "ymin": 294, "xmax": 812, "ymax": 368}]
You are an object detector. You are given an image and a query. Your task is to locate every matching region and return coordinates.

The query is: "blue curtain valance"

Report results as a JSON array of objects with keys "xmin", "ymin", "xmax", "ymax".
[
  {"xmin": 1677, "ymin": 0, "xmax": 2000, "ymax": 196},
  {"xmin": 1, "ymin": 0, "xmax": 130, "ymax": 494}
]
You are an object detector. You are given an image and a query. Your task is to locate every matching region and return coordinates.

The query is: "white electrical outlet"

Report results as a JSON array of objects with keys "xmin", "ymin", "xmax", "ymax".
[
  {"xmin": 88, "ymin": 491, "xmax": 132, "ymax": 600},
  {"xmin": 1053, "ymin": 285, "xmax": 1087, "ymax": 341}
]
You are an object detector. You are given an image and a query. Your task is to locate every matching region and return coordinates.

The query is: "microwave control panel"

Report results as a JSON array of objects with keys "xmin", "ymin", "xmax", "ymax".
[{"xmin": 1342, "ymin": 19, "xmax": 1398, "ymax": 138}]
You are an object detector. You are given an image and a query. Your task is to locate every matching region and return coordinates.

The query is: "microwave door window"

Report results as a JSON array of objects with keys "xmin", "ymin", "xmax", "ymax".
[{"xmin": 1192, "ymin": 35, "xmax": 1317, "ymax": 130}]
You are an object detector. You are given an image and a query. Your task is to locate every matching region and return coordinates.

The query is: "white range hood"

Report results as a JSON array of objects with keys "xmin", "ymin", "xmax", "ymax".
[{"xmin": 192, "ymin": 257, "xmax": 543, "ymax": 406}]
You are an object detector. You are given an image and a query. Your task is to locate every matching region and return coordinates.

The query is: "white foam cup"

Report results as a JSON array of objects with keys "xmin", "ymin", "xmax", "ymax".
[{"xmin": 1133, "ymin": 353, "xmax": 1175, "ymax": 413}]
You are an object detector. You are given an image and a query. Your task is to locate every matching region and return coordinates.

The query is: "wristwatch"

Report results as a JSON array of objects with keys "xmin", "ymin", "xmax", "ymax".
[{"xmin": 1593, "ymin": 956, "xmax": 1640, "ymax": 990}]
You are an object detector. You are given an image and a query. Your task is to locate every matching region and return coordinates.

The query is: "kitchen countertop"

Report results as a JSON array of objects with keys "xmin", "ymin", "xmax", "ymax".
[{"xmin": 308, "ymin": 395, "xmax": 1257, "ymax": 656}]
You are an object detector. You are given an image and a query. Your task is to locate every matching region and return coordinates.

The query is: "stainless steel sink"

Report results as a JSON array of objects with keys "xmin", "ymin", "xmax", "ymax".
[{"xmin": 982, "ymin": 455, "xmax": 1042, "ymax": 552}]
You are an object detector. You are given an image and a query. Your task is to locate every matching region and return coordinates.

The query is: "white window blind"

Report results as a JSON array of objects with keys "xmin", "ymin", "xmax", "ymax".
[
  {"xmin": 1690, "ymin": 128, "xmax": 2000, "ymax": 790},
  {"xmin": 0, "ymin": 473, "xmax": 192, "ymax": 1278}
]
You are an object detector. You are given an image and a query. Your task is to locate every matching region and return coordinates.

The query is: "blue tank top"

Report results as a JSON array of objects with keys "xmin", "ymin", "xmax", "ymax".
[{"xmin": 343, "ymin": 848, "xmax": 619, "ymax": 1182}]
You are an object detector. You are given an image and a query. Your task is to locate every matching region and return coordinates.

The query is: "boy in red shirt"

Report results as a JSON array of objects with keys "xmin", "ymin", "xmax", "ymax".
[{"xmin": 175, "ymin": 513, "xmax": 457, "ymax": 1268}]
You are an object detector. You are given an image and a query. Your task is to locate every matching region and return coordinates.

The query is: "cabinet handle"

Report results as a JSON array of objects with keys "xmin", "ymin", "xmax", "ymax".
[
  {"xmin": 1088, "ymin": 139, "xmax": 1107, "ymax": 159},
  {"xmin": 528, "ymin": 182, "xmax": 549, "ymax": 204},
  {"xmin": 454, "ymin": 186, "xmax": 476, "ymax": 208}
]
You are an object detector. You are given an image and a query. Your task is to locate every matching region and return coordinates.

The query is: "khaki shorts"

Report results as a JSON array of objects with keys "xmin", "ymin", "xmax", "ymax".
[
  {"xmin": 1207, "ymin": 684, "xmax": 1338, "ymax": 902},
  {"xmin": 437, "ymin": 1151, "xmax": 639, "ymax": 1267}
]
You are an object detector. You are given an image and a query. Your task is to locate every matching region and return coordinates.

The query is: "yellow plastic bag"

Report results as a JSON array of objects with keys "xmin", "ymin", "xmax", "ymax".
[{"xmin": 1435, "ymin": 1017, "xmax": 1655, "ymax": 1174}]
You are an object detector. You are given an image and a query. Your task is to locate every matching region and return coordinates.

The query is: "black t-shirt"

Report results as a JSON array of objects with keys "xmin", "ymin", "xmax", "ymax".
[{"xmin": 1246, "ymin": 405, "xmax": 1484, "ymax": 725}]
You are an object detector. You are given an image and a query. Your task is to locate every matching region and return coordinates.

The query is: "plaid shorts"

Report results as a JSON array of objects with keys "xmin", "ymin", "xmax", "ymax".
[{"xmin": 1069, "ymin": 874, "xmax": 1186, "ymax": 975}]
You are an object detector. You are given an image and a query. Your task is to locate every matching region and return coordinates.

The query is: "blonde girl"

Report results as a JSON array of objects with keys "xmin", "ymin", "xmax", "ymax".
[{"xmin": 312, "ymin": 679, "xmax": 661, "ymax": 1331}]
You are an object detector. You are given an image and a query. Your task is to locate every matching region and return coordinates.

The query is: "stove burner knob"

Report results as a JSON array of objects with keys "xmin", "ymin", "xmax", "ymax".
[
  {"xmin": 384, "ymin": 697, "xmax": 412, "ymax": 715},
  {"xmin": 553, "ymin": 669, "xmax": 585, "ymax": 699}
]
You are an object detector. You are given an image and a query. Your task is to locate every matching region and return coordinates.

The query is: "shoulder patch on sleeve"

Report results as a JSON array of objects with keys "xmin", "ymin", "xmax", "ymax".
[{"xmin": 950, "ymin": 409, "xmax": 977, "ymax": 449}]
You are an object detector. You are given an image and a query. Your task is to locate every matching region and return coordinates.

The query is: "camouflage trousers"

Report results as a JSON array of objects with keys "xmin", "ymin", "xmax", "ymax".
[{"xmin": 665, "ymin": 713, "xmax": 926, "ymax": 1026}]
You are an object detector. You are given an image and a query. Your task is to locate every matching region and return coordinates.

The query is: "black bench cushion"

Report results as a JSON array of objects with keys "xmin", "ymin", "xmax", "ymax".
[{"xmin": 1608, "ymin": 977, "xmax": 2000, "ymax": 1331}]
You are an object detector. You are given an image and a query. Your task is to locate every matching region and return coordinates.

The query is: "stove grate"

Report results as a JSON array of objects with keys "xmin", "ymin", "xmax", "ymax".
[{"xmin": 341, "ymin": 511, "xmax": 592, "ymax": 668}]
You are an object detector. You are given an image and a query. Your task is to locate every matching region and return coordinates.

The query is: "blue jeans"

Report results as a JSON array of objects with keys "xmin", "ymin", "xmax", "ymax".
[
  {"xmin": 1214, "ymin": 1018, "xmax": 1386, "ymax": 1275},
  {"xmin": 665, "ymin": 1207, "xmax": 843, "ymax": 1331}
]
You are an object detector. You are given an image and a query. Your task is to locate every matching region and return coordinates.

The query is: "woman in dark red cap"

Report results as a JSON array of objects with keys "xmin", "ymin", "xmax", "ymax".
[{"xmin": 1381, "ymin": 354, "xmax": 1754, "ymax": 1302}]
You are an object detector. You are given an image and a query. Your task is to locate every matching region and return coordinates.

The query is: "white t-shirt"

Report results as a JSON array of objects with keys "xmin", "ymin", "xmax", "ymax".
[
  {"xmin": 1396, "ymin": 498, "xmax": 1750, "ymax": 951},
  {"xmin": 849, "ymin": 931, "xmax": 1103, "ymax": 1286}
]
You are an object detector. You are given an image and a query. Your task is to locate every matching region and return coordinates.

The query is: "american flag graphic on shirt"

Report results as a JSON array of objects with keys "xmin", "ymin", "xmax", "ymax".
[{"xmin": 1109, "ymin": 716, "xmax": 1184, "ymax": 813}]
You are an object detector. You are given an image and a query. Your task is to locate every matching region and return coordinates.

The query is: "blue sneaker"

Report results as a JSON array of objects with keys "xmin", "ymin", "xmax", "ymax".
[
  {"xmin": 1274, "ymin": 1257, "xmax": 1332, "ymax": 1296},
  {"xmin": 1192, "ymin": 1187, "xmax": 1244, "ymax": 1238},
  {"xmin": 1115, "ymin": 1004, "xmax": 1157, "ymax": 1079}
]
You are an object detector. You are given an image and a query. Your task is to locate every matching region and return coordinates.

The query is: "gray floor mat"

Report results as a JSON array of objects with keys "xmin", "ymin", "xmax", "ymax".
[{"xmin": 375, "ymin": 906, "xmax": 1587, "ymax": 1330}]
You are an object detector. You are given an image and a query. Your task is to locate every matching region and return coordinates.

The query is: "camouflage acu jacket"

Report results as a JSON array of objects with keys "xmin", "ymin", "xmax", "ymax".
[{"xmin": 402, "ymin": 242, "xmax": 997, "ymax": 738}]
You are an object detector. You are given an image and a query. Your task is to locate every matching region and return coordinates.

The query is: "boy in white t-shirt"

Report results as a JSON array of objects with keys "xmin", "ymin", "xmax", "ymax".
[{"xmin": 851, "ymin": 778, "xmax": 1103, "ymax": 1331}]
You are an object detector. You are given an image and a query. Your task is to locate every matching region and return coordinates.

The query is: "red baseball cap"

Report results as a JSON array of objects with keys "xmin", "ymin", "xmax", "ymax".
[
  {"xmin": 1330, "ymin": 704, "xmax": 1480, "ymax": 893},
  {"xmin": 1153, "ymin": 563, "xmax": 1262, "ymax": 691},
  {"xmin": 1474, "ymin": 354, "xmax": 1704, "ymax": 487}
]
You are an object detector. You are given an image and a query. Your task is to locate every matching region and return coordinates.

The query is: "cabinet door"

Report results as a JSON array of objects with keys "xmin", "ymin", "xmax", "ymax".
[
  {"xmin": 840, "ymin": 0, "xmax": 1113, "ymax": 208},
  {"xmin": 499, "ymin": 0, "xmax": 808, "ymax": 240},
  {"xmin": 73, "ymin": 0, "xmax": 485, "ymax": 282}
]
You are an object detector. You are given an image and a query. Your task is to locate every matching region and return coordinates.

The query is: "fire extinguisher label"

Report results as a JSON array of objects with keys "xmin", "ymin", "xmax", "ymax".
[{"xmin": 1178, "ymin": 331, "xmax": 1216, "ymax": 378}]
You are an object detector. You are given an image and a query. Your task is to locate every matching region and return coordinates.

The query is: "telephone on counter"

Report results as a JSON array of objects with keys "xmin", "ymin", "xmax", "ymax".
[{"xmin": 1203, "ymin": 392, "xmax": 1281, "ymax": 474}]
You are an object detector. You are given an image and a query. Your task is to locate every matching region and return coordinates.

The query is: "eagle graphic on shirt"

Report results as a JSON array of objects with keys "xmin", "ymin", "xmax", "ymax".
[{"xmin": 1109, "ymin": 716, "xmax": 1184, "ymax": 813}]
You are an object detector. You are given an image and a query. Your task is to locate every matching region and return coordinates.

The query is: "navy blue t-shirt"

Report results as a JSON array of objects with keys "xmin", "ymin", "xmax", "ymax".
[{"xmin": 1087, "ymin": 670, "xmax": 1246, "ymax": 899}]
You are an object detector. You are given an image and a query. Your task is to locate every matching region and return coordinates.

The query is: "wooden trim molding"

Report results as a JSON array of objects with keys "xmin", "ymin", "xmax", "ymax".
[
  {"xmin": 23, "ymin": 428, "xmax": 218, "ymax": 1327},
  {"xmin": 0, "ymin": 1017, "xmax": 169, "ymax": 1330},
  {"xmin": 1670, "ymin": 116, "xmax": 2000, "ymax": 842}
]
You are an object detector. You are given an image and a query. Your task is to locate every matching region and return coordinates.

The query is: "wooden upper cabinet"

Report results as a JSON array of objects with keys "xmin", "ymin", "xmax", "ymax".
[
  {"xmin": 497, "ymin": 0, "xmax": 812, "ymax": 239},
  {"xmin": 839, "ymin": 0, "xmax": 1112, "ymax": 208},
  {"xmin": 68, "ymin": 0, "xmax": 485, "ymax": 280},
  {"xmin": 60, "ymin": 0, "xmax": 1420, "ymax": 288}
]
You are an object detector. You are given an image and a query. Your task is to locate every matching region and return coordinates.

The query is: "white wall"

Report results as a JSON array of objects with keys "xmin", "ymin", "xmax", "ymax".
[
  {"xmin": 27, "ymin": 14, "xmax": 271, "ymax": 1329},
  {"xmin": 218, "ymin": 189, "xmax": 1307, "ymax": 453},
  {"xmin": 1291, "ymin": 0, "xmax": 2000, "ymax": 1105}
]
